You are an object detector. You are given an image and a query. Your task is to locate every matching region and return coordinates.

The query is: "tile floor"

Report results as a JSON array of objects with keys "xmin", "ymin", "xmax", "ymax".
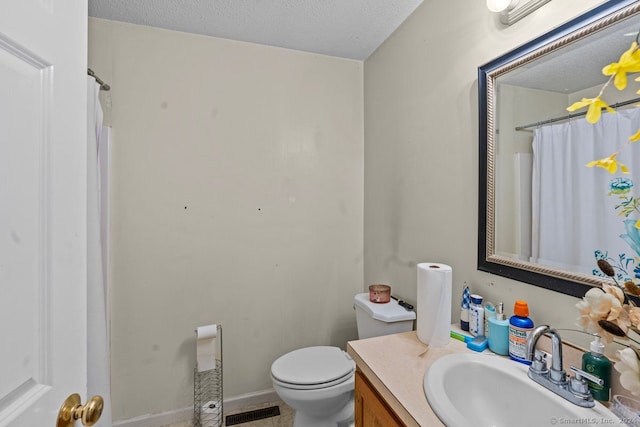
[{"xmin": 164, "ymin": 399, "xmax": 294, "ymax": 427}]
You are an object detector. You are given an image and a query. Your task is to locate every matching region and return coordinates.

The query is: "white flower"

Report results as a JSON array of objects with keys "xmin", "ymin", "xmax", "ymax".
[
  {"xmin": 576, "ymin": 284, "xmax": 629, "ymax": 343},
  {"xmin": 615, "ymin": 347, "xmax": 640, "ymax": 397}
]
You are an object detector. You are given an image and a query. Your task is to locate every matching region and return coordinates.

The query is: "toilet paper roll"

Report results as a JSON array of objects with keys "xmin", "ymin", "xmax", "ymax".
[
  {"xmin": 197, "ymin": 324, "xmax": 218, "ymax": 340},
  {"xmin": 200, "ymin": 400, "xmax": 222, "ymax": 427},
  {"xmin": 196, "ymin": 324, "xmax": 218, "ymax": 372},
  {"xmin": 416, "ymin": 263, "xmax": 452, "ymax": 347}
]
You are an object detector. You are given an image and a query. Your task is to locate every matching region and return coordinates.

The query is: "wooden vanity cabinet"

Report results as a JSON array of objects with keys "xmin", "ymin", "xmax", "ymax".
[{"xmin": 354, "ymin": 369, "xmax": 404, "ymax": 427}]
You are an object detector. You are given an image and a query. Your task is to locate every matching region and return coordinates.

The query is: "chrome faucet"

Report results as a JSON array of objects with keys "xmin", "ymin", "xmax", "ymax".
[{"xmin": 525, "ymin": 325, "xmax": 603, "ymax": 408}]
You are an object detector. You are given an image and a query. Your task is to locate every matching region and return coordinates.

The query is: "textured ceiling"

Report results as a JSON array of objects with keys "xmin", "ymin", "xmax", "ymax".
[
  {"xmin": 88, "ymin": 0, "xmax": 424, "ymax": 60},
  {"xmin": 500, "ymin": 15, "xmax": 640, "ymax": 94}
]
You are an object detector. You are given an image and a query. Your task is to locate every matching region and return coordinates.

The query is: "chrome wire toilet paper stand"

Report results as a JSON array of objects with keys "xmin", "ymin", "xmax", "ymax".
[{"xmin": 194, "ymin": 324, "xmax": 223, "ymax": 427}]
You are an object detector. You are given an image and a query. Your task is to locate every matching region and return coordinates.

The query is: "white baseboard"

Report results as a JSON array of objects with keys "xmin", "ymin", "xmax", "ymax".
[
  {"xmin": 113, "ymin": 389, "xmax": 280, "ymax": 427},
  {"xmin": 112, "ymin": 407, "xmax": 192, "ymax": 427},
  {"xmin": 223, "ymin": 389, "xmax": 279, "ymax": 412}
]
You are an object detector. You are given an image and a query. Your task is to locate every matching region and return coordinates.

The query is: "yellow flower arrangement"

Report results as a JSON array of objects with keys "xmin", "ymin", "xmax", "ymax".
[
  {"xmin": 586, "ymin": 153, "xmax": 629, "ymax": 174},
  {"xmin": 568, "ymin": 96, "xmax": 615, "ymax": 124},
  {"xmin": 568, "ymin": 40, "xmax": 640, "ymax": 176},
  {"xmin": 573, "ymin": 39, "xmax": 640, "ymax": 397},
  {"xmin": 603, "ymin": 42, "xmax": 640, "ymax": 91}
]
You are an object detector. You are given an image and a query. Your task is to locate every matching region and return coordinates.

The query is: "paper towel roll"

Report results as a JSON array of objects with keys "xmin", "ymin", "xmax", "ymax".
[
  {"xmin": 197, "ymin": 324, "xmax": 218, "ymax": 372},
  {"xmin": 416, "ymin": 263, "xmax": 452, "ymax": 347}
]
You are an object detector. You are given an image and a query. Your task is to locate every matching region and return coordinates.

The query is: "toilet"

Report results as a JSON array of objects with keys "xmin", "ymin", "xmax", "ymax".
[{"xmin": 270, "ymin": 293, "xmax": 416, "ymax": 427}]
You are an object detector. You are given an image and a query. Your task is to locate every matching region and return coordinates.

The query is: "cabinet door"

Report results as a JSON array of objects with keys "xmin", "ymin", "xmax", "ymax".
[{"xmin": 355, "ymin": 370, "xmax": 404, "ymax": 427}]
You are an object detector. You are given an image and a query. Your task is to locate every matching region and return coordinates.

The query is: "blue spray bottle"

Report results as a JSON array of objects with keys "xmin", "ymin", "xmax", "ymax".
[{"xmin": 460, "ymin": 284, "xmax": 470, "ymax": 331}]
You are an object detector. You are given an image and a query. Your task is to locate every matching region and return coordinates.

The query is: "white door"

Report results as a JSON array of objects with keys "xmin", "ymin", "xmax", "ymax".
[{"xmin": 0, "ymin": 1, "xmax": 89, "ymax": 426}]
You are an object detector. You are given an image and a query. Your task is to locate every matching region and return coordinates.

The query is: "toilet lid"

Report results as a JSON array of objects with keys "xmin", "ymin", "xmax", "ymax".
[{"xmin": 271, "ymin": 346, "xmax": 355, "ymax": 387}]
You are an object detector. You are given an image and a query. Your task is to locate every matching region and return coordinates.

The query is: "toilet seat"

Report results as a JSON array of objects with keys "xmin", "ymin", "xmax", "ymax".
[{"xmin": 271, "ymin": 346, "xmax": 355, "ymax": 390}]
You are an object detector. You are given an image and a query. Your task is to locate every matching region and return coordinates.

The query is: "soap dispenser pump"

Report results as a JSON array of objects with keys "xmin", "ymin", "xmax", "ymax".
[
  {"xmin": 582, "ymin": 335, "xmax": 611, "ymax": 402},
  {"xmin": 488, "ymin": 302, "xmax": 509, "ymax": 355}
]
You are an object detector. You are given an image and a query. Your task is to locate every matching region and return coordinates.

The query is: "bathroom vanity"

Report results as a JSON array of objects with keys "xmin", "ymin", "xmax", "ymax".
[
  {"xmin": 347, "ymin": 331, "xmax": 469, "ymax": 426},
  {"xmin": 354, "ymin": 370, "xmax": 403, "ymax": 426},
  {"xmin": 347, "ymin": 329, "xmax": 622, "ymax": 426}
]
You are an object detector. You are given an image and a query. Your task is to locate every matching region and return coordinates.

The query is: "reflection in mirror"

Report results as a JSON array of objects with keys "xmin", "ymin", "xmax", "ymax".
[{"xmin": 478, "ymin": 0, "xmax": 640, "ymax": 297}]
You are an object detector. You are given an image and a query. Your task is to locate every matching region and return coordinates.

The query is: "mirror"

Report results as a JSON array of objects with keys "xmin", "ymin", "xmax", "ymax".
[{"xmin": 478, "ymin": 0, "xmax": 640, "ymax": 298}]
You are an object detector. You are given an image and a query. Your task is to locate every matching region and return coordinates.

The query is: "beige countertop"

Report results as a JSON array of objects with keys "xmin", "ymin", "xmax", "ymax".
[
  {"xmin": 346, "ymin": 330, "xmax": 472, "ymax": 427},
  {"xmin": 346, "ymin": 328, "xmax": 621, "ymax": 426}
]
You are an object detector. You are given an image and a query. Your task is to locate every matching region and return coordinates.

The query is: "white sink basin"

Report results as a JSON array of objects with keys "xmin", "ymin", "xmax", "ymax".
[{"xmin": 424, "ymin": 353, "xmax": 620, "ymax": 427}]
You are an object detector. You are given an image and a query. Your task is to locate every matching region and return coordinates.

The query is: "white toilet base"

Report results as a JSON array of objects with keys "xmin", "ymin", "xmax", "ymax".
[{"xmin": 291, "ymin": 395, "xmax": 354, "ymax": 427}]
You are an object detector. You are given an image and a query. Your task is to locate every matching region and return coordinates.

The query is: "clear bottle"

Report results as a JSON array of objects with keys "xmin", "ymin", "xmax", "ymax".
[
  {"xmin": 469, "ymin": 294, "xmax": 484, "ymax": 337},
  {"xmin": 488, "ymin": 302, "xmax": 509, "ymax": 355},
  {"xmin": 509, "ymin": 300, "xmax": 534, "ymax": 364},
  {"xmin": 582, "ymin": 335, "xmax": 611, "ymax": 402}
]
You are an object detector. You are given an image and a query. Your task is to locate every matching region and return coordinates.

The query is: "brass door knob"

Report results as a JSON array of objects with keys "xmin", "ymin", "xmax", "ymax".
[{"xmin": 57, "ymin": 393, "xmax": 104, "ymax": 427}]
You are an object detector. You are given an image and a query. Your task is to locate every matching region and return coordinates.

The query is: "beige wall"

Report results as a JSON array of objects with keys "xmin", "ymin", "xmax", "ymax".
[
  {"xmin": 363, "ymin": 0, "xmax": 605, "ymax": 344},
  {"xmin": 495, "ymin": 84, "xmax": 568, "ymax": 258},
  {"xmin": 88, "ymin": 18, "xmax": 364, "ymax": 421},
  {"xmin": 90, "ymin": 0, "xmax": 616, "ymax": 421}
]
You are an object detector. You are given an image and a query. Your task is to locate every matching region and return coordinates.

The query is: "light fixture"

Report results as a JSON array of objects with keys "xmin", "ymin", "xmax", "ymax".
[
  {"xmin": 486, "ymin": 0, "xmax": 518, "ymax": 13},
  {"xmin": 486, "ymin": 0, "xmax": 553, "ymax": 25}
]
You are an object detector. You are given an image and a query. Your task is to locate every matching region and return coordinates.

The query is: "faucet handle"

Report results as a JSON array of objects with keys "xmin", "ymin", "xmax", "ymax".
[
  {"xmin": 569, "ymin": 366, "xmax": 601, "ymax": 400},
  {"xmin": 570, "ymin": 366, "xmax": 603, "ymax": 386},
  {"xmin": 530, "ymin": 351, "xmax": 548, "ymax": 375}
]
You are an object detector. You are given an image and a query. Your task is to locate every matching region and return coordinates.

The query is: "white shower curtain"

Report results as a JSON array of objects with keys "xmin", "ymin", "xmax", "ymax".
[
  {"xmin": 532, "ymin": 108, "xmax": 640, "ymax": 279},
  {"xmin": 87, "ymin": 76, "xmax": 112, "ymax": 426}
]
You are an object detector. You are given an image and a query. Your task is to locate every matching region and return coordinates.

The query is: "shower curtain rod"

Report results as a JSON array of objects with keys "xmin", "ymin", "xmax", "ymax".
[
  {"xmin": 514, "ymin": 97, "xmax": 640, "ymax": 131},
  {"xmin": 87, "ymin": 68, "xmax": 110, "ymax": 91}
]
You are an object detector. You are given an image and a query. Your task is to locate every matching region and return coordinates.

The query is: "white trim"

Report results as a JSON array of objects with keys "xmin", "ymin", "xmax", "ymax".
[
  {"xmin": 112, "ymin": 389, "xmax": 280, "ymax": 426},
  {"xmin": 224, "ymin": 389, "xmax": 279, "ymax": 413},
  {"xmin": 112, "ymin": 407, "xmax": 192, "ymax": 427}
]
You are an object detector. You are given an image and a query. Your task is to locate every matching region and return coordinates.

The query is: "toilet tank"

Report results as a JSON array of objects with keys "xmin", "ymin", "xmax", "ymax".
[{"xmin": 353, "ymin": 293, "xmax": 416, "ymax": 339}]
